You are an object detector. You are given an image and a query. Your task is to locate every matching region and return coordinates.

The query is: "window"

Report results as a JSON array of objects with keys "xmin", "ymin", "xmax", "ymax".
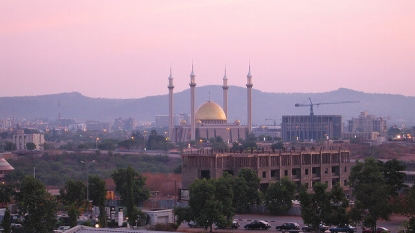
[
  {"xmin": 262, "ymin": 171, "xmax": 266, "ymax": 178},
  {"xmin": 292, "ymin": 169, "xmax": 297, "ymax": 176},
  {"xmin": 201, "ymin": 170, "xmax": 210, "ymax": 180},
  {"xmin": 284, "ymin": 170, "xmax": 288, "ymax": 176},
  {"xmin": 344, "ymin": 180, "xmax": 347, "ymax": 186},
  {"xmin": 344, "ymin": 166, "xmax": 347, "ymax": 172},
  {"xmin": 305, "ymin": 168, "xmax": 309, "ymax": 175}
]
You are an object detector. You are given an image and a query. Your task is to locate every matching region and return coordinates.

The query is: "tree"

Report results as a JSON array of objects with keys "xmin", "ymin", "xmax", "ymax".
[
  {"xmin": 0, "ymin": 183, "xmax": 14, "ymax": 206},
  {"xmin": 188, "ymin": 175, "xmax": 234, "ymax": 232},
  {"xmin": 213, "ymin": 173, "xmax": 235, "ymax": 229},
  {"xmin": 68, "ymin": 204, "xmax": 79, "ymax": 228},
  {"xmin": 146, "ymin": 130, "xmax": 166, "ymax": 150},
  {"xmin": 4, "ymin": 142, "xmax": 16, "ymax": 151},
  {"xmin": 299, "ymin": 182, "xmax": 350, "ymax": 232},
  {"xmin": 26, "ymin": 142, "xmax": 37, "ymax": 151},
  {"xmin": 271, "ymin": 141, "xmax": 284, "ymax": 150},
  {"xmin": 387, "ymin": 126, "xmax": 401, "ymax": 139},
  {"xmin": 173, "ymin": 206, "xmax": 193, "ymax": 227},
  {"xmin": 89, "ymin": 175, "xmax": 107, "ymax": 228},
  {"xmin": 111, "ymin": 166, "xmax": 150, "ymax": 226},
  {"xmin": 383, "ymin": 159, "xmax": 407, "ymax": 197},
  {"xmin": 59, "ymin": 179, "xmax": 86, "ymax": 208},
  {"xmin": 349, "ymin": 157, "xmax": 405, "ymax": 231},
  {"xmin": 2, "ymin": 207, "xmax": 11, "ymax": 233},
  {"xmin": 232, "ymin": 168, "xmax": 262, "ymax": 213},
  {"xmin": 209, "ymin": 136, "xmax": 228, "ymax": 151},
  {"xmin": 17, "ymin": 176, "xmax": 57, "ymax": 233},
  {"xmin": 4, "ymin": 170, "xmax": 26, "ymax": 184},
  {"xmin": 396, "ymin": 184, "xmax": 415, "ymax": 232},
  {"xmin": 264, "ymin": 177, "xmax": 297, "ymax": 215}
]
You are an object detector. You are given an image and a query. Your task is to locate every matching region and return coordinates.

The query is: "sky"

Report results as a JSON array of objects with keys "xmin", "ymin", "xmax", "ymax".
[{"xmin": 1, "ymin": 0, "xmax": 414, "ymax": 99}]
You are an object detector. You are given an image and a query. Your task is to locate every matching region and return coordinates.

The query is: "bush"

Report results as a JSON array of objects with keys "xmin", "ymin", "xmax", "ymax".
[{"xmin": 151, "ymin": 223, "xmax": 178, "ymax": 231}]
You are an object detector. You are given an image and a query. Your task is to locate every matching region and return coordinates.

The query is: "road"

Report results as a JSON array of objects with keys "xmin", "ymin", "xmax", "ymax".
[{"xmin": 177, "ymin": 214, "xmax": 408, "ymax": 233}]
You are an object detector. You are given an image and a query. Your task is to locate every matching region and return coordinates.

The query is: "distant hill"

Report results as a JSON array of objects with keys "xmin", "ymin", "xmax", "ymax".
[{"xmin": 0, "ymin": 87, "xmax": 414, "ymax": 127}]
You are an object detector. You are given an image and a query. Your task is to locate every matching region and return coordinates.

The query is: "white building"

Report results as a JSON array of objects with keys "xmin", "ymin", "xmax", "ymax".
[{"xmin": 13, "ymin": 129, "xmax": 45, "ymax": 150}]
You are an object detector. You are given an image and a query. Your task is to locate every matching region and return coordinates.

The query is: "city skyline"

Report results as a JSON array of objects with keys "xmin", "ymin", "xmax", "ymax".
[{"xmin": 1, "ymin": 1, "xmax": 414, "ymax": 99}]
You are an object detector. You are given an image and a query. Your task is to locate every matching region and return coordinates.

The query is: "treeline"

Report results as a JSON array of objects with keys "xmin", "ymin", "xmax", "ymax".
[
  {"xmin": 0, "ymin": 166, "xmax": 151, "ymax": 232},
  {"xmin": 5, "ymin": 151, "xmax": 181, "ymax": 187}
]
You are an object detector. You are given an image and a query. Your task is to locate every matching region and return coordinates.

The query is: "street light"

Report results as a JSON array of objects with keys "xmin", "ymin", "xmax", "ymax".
[
  {"xmin": 81, "ymin": 160, "xmax": 96, "ymax": 202},
  {"xmin": 95, "ymin": 138, "xmax": 99, "ymax": 149}
]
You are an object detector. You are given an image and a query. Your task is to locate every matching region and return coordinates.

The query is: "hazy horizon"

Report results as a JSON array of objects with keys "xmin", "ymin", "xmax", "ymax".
[{"xmin": 1, "ymin": 1, "xmax": 414, "ymax": 99}]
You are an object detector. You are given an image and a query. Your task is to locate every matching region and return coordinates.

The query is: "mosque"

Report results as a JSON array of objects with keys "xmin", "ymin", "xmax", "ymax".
[{"xmin": 168, "ymin": 65, "xmax": 253, "ymax": 144}]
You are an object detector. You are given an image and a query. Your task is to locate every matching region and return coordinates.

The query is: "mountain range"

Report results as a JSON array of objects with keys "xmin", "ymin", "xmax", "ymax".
[{"xmin": 0, "ymin": 87, "xmax": 414, "ymax": 127}]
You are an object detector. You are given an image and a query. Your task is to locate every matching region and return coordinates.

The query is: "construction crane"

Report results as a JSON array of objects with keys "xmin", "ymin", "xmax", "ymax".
[
  {"xmin": 295, "ymin": 98, "xmax": 360, "ymax": 116},
  {"xmin": 294, "ymin": 98, "xmax": 359, "ymax": 142}
]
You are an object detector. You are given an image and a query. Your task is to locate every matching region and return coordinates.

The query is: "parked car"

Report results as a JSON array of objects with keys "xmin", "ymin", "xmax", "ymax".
[
  {"xmin": 329, "ymin": 224, "xmax": 357, "ymax": 233},
  {"xmin": 362, "ymin": 227, "xmax": 389, "ymax": 233},
  {"xmin": 244, "ymin": 220, "xmax": 272, "ymax": 230},
  {"xmin": 215, "ymin": 220, "xmax": 240, "ymax": 229},
  {"xmin": 188, "ymin": 221, "xmax": 202, "ymax": 228},
  {"xmin": 302, "ymin": 224, "xmax": 329, "ymax": 232},
  {"xmin": 276, "ymin": 222, "xmax": 301, "ymax": 231}
]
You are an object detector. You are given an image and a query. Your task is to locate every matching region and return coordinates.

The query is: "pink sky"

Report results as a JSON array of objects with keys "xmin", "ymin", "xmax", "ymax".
[{"xmin": 1, "ymin": 0, "xmax": 414, "ymax": 99}]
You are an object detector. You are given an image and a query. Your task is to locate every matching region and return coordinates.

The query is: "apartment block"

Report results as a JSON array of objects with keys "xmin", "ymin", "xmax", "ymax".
[{"xmin": 181, "ymin": 147, "xmax": 352, "ymax": 194}]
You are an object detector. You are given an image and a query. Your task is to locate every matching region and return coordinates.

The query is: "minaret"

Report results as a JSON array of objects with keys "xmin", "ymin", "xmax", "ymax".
[
  {"xmin": 168, "ymin": 68, "xmax": 174, "ymax": 141},
  {"xmin": 246, "ymin": 64, "xmax": 253, "ymax": 133},
  {"xmin": 222, "ymin": 66, "xmax": 229, "ymax": 120},
  {"xmin": 189, "ymin": 63, "xmax": 196, "ymax": 141}
]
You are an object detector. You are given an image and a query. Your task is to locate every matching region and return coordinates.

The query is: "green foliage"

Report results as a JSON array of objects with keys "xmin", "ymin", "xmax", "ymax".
[
  {"xmin": 349, "ymin": 157, "xmax": 406, "ymax": 229},
  {"xmin": 173, "ymin": 206, "xmax": 193, "ymax": 225},
  {"xmin": 209, "ymin": 136, "xmax": 228, "ymax": 150},
  {"xmin": 299, "ymin": 182, "xmax": 349, "ymax": 231},
  {"xmin": 383, "ymin": 159, "xmax": 407, "ymax": 196},
  {"xmin": 2, "ymin": 207, "xmax": 11, "ymax": 233},
  {"xmin": 396, "ymin": 184, "xmax": 415, "ymax": 221},
  {"xmin": 4, "ymin": 142, "xmax": 16, "ymax": 151},
  {"xmin": 173, "ymin": 164, "xmax": 182, "ymax": 174},
  {"xmin": 7, "ymin": 153, "xmax": 181, "ymax": 187},
  {"xmin": 0, "ymin": 183, "xmax": 14, "ymax": 205},
  {"xmin": 26, "ymin": 142, "xmax": 37, "ymax": 151},
  {"xmin": 88, "ymin": 175, "xmax": 107, "ymax": 228},
  {"xmin": 59, "ymin": 179, "xmax": 86, "ymax": 207},
  {"xmin": 68, "ymin": 204, "xmax": 79, "ymax": 228},
  {"xmin": 89, "ymin": 175, "xmax": 106, "ymax": 206},
  {"xmin": 152, "ymin": 223, "xmax": 178, "ymax": 231},
  {"xmin": 111, "ymin": 166, "xmax": 150, "ymax": 225},
  {"xmin": 231, "ymin": 168, "xmax": 263, "ymax": 213},
  {"xmin": 188, "ymin": 176, "xmax": 235, "ymax": 232},
  {"xmin": 146, "ymin": 130, "xmax": 173, "ymax": 150},
  {"xmin": 264, "ymin": 177, "xmax": 297, "ymax": 215},
  {"xmin": 271, "ymin": 141, "xmax": 284, "ymax": 150},
  {"xmin": 17, "ymin": 176, "xmax": 58, "ymax": 233}
]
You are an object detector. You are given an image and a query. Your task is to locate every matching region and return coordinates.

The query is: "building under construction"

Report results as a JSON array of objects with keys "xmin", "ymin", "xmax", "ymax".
[
  {"xmin": 181, "ymin": 147, "xmax": 352, "ymax": 195},
  {"xmin": 281, "ymin": 115, "xmax": 343, "ymax": 142}
]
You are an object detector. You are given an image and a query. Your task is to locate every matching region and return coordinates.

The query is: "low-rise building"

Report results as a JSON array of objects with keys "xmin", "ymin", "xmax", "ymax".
[
  {"xmin": 13, "ymin": 129, "xmax": 45, "ymax": 150},
  {"xmin": 181, "ymin": 147, "xmax": 352, "ymax": 194}
]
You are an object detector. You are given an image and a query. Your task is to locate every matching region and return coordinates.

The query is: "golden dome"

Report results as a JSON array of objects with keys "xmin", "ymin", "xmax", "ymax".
[
  {"xmin": 195, "ymin": 101, "xmax": 227, "ymax": 121},
  {"xmin": 180, "ymin": 119, "xmax": 187, "ymax": 125}
]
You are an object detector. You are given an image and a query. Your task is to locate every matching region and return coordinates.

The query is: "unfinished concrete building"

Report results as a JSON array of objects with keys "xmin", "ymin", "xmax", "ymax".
[{"xmin": 181, "ymin": 147, "xmax": 352, "ymax": 194}]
